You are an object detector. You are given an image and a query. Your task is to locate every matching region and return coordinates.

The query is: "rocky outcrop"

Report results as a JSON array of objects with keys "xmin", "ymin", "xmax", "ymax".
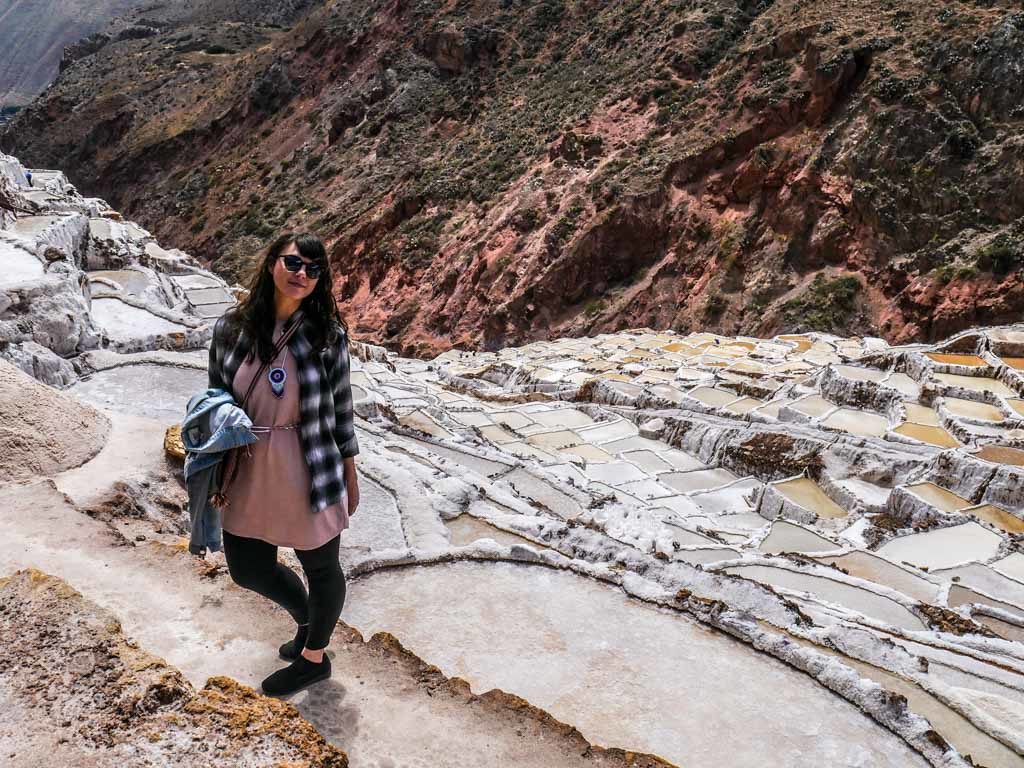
[
  {"xmin": 0, "ymin": 358, "xmax": 110, "ymax": 480},
  {"xmin": 60, "ymin": 25, "xmax": 159, "ymax": 72},
  {"xmin": 248, "ymin": 59, "xmax": 296, "ymax": 114},
  {"xmin": 421, "ymin": 25, "xmax": 501, "ymax": 74},
  {"xmin": 0, "ymin": 176, "xmax": 27, "ymax": 229}
]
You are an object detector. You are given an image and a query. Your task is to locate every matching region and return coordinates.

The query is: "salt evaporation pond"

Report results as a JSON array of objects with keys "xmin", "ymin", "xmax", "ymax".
[
  {"xmin": 91, "ymin": 297, "xmax": 186, "ymax": 342},
  {"xmin": 89, "ymin": 269, "xmax": 158, "ymax": 298},
  {"xmin": 345, "ymin": 561, "xmax": 930, "ymax": 768},
  {"xmin": 9, "ymin": 214, "xmax": 63, "ymax": 237},
  {"xmin": 71, "ymin": 363, "xmax": 205, "ymax": 421},
  {"xmin": 446, "ymin": 515, "xmax": 541, "ymax": 550},
  {"xmin": 723, "ymin": 564, "xmax": 925, "ymax": 631},
  {"xmin": 773, "ymin": 477, "xmax": 847, "ymax": 518},
  {"xmin": 0, "ymin": 243, "xmax": 44, "ymax": 286},
  {"xmin": 876, "ymin": 522, "xmax": 1004, "ymax": 571},
  {"xmin": 816, "ymin": 551, "xmax": 939, "ymax": 603},
  {"xmin": 758, "ymin": 520, "xmax": 838, "ymax": 554}
]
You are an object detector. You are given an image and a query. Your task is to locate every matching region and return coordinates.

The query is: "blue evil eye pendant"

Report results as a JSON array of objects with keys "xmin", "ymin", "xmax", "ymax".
[{"xmin": 268, "ymin": 366, "xmax": 287, "ymax": 398}]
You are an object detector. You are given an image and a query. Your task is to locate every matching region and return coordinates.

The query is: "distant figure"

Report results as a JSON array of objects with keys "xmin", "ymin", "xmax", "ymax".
[{"xmin": 25, "ymin": 170, "xmax": 33, "ymax": 187}]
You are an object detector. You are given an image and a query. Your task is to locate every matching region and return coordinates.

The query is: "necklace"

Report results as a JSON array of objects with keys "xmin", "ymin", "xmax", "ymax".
[{"xmin": 268, "ymin": 335, "xmax": 288, "ymax": 399}]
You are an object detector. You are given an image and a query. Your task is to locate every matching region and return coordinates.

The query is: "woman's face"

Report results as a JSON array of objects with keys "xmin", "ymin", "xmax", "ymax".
[{"xmin": 271, "ymin": 242, "xmax": 320, "ymax": 303}]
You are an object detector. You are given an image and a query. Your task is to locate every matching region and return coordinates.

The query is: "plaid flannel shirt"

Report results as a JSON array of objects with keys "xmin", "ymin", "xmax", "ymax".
[{"xmin": 207, "ymin": 311, "xmax": 359, "ymax": 513}]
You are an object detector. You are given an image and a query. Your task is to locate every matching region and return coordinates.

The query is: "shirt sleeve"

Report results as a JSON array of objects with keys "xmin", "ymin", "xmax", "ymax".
[{"xmin": 329, "ymin": 329, "xmax": 360, "ymax": 459}]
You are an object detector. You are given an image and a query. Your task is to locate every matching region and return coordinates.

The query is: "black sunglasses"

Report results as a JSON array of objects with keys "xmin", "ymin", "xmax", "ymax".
[{"xmin": 280, "ymin": 254, "xmax": 324, "ymax": 279}]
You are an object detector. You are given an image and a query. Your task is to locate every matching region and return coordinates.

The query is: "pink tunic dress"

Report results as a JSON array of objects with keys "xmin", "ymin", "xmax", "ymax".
[{"xmin": 222, "ymin": 319, "xmax": 349, "ymax": 550}]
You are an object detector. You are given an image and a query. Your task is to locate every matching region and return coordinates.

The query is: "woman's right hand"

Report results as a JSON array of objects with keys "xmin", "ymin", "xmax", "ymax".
[{"xmin": 344, "ymin": 458, "xmax": 359, "ymax": 516}]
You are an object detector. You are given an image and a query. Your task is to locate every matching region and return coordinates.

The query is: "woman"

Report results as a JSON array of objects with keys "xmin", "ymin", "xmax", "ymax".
[{"xmin": 207, "ymin": 232, "xmax": 359, "ymax": 697}]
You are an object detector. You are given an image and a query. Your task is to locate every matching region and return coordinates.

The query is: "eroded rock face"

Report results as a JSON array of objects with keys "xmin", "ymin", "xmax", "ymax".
[
  {"xmin": 249, "ymin": 60, "xmax": 296, "ymax": 114},
  {"xmin": 421, "ymin": 25, "xmax": 501, "ymax": 74},
  {"xmin": 1, "ymin": 340, "xmax": 77, "ymax": 387},
  {"xmin": 60, "ymin": 25, "xmax": 160, "ymax": 73},
  {"xmin": 0, "ymin": 569, "xmax": 348, "ymax": 767},
  {"xmin": 1, "ymin": 272, "xmax": 99, "ymax": 357},
  {"xmin": 0, "ymin": 175, "xmax": 26, "ymax": 229}
]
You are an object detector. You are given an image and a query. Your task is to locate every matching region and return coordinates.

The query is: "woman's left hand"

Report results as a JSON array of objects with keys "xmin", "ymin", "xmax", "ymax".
[{"xmin": 344, "ymin": 458, "xmax": 359, "ymax": 516}]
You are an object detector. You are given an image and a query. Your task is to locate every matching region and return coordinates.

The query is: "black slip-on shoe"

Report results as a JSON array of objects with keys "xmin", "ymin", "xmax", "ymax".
[
  {"xmin": 279, "ymin": 623, "xmax": 310, "ymax": 661},
  {"xmin": 261, "ymin": 654, "xmax": 332, "ymax": 697}
]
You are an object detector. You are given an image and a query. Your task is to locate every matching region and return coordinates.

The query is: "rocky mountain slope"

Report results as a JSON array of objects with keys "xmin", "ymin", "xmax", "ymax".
[
  {"xmin": 3, "ymin": 0, "xmax": 1023, "ymax": 356},
  {"xmin": 0, "ymin": 0, "xmax": 316, "ymax": 108},
  {"xmin": 0, "ymin": 0, "xmax": 142, "ymax": 107}
]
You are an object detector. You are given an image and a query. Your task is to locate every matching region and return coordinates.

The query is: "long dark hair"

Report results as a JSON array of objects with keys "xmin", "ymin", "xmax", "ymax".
[{"xmin": 228, "ymin": 232, "xmax": 346, "ymax": 363}]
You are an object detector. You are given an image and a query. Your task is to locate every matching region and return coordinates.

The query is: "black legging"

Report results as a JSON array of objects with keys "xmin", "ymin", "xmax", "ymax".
[{"xmin": 222, "ymin": 530, "xmax": 345, "ymax": 651}]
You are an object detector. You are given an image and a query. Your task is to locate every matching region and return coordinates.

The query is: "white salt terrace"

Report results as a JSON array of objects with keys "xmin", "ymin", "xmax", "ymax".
[
  {"xmin": 0, "ymin": 241, "xmax": 44, "ymax": 286},
  {"xmin": 399, "ymin": 325, "xmax": 1024, "ymax": 652},
  {"xmin": 90, "ymin": 297, "xmax": 187, "ymax": 342},
  {"xmin": 71, "ymin": 363, "xmax": 205, "ymax": 421},
  {"xmin": 876, "ymin": 523, "xmax": 1005, "ymax": 572},
  {"xmin": 345, "ymin": 562, "xmax": 930, "ymax": 768}
]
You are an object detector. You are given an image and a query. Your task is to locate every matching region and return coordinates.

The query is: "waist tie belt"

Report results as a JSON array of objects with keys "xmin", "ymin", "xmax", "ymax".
[{"xmin": 250, "ymin": 422, "xmax": 300, "ymax": 434}]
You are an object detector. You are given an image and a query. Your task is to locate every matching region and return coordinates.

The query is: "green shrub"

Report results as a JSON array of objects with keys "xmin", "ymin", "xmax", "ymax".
[
  {"xmin": 976, "ymin": 235, "xmax": 1022, "ymax": 276},
  {"xmin": 544, "ymin": 199, "xmax": 585, "ymax": 254},
  {"xmin": 510, "ymin": 207, "xmax": 542, "ymax": 232},
  {"xmin": 782, "ymin": 274, "xmax": 862, "ymax": 332},
  {"xmin": 239, "ymin": 211, "xmax": 275, "ymax": 238},
  {"xmin": 704, "ymin": 293, "xmax": 726, "ymax": 319}
]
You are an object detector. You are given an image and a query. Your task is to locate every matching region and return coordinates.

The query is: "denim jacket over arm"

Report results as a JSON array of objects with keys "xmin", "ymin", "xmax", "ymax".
[{"xmin": 182, "ymin": 388, "xmax": 258, "ymax": 555}]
